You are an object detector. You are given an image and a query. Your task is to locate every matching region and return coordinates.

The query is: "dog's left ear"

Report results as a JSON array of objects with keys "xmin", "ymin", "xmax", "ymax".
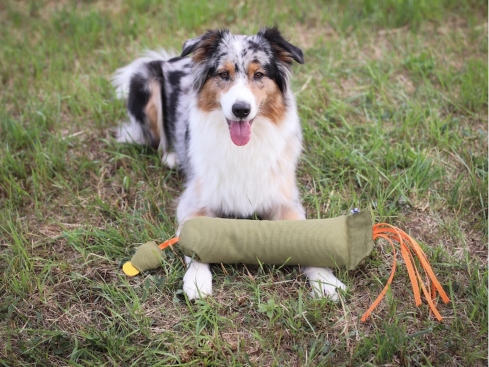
[{"xmin": 258, "ymin": 27, "xmax": 304, "ymax": 65}]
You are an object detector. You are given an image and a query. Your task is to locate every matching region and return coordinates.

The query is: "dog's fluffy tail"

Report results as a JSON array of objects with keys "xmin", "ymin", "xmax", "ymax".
[{"xmin": 111, "ymin": 49, "xmax": 177, "ymax": 99}]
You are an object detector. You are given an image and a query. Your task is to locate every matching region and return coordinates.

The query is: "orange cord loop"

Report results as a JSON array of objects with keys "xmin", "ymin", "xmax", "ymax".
[
  {"xmin": 361, "ymin": 223, "xmax": 450, "ymax": 322},
  {"xmin": 158, "ymin": 237, "xmax": 180, "ymax": 250}
]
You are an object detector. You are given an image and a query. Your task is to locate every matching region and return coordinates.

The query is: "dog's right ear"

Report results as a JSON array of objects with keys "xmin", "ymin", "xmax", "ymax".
[
  {"xmin": 181, "ymin": 35, "xmax": 204, "ymax": 57},
  {"xmin": 181, "ymin": 29, "xmax": 229, "ymax": 60}
]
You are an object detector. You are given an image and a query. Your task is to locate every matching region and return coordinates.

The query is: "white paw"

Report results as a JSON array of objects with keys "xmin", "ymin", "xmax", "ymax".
[
  {"xmin": 303, "ymin": 267, "xmax": 346, "ymax": 302},
  {"xmin": 162, "ymin": 151, "xmax": 179, "ymax": 169},
  {"xmin": 182, "ymin": 258, "xmax": 212, "ymax": 300},
  {"xmin": 114, "ymin": 121, "xmax": 146, "ymax": 145}
]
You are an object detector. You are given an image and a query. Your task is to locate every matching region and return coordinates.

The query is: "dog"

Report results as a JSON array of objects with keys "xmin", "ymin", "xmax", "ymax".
[{"xmin": 111, "ymin": 27, "xmax": 346, "ymax": 300}]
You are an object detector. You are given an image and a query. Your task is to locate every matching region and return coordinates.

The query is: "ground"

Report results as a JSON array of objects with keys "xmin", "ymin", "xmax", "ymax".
[{"xmin": 0, "ymin": 0, "xmax": 487, "ymax": 366}]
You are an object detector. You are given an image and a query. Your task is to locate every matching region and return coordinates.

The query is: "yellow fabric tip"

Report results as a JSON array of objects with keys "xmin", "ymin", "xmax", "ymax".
[{"xmin": 123, "ymin": 261, "xmax": 140, "ymax": 276}]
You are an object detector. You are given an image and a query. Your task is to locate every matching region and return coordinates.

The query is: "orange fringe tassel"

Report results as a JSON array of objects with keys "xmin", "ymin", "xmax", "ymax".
[{"xmin": 361, "ymin": 223, "xmax": 450, "ymax": 322}]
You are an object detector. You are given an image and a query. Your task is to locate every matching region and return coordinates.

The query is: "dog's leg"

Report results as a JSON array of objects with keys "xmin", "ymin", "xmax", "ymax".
[
  {"xmin": 177, "ymin": 189, "xmax": 213, "ymax": 300},
  {"xmin": 182, "ymin": 256, "xmax": 213, "ymax": 300},
  {"xmin": 265, "ymin": 203, "xmax": 346, "ymax": 301},
  {"xmin": 302, "ymin": 266, "xmax": 346, "ymax": 301}
]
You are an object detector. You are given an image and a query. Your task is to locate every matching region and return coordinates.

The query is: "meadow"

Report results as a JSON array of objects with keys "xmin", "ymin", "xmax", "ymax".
[{"xmin": 0, "ymin": 0, "xmax": 487, "ymax": 365}]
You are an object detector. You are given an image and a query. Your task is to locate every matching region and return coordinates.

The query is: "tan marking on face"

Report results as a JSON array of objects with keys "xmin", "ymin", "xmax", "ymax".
[
  {"xmin": 197, "ymin": 79, "xmax": 226, "ymax": 112},
  {"xmin": 247, "ymin": 62, "xmax": 261, "ymax": 79},
  {"xmin": 222, "ymin": 61, "xmax": 236, "ymax": 79},
  {"xmin": 197, "ymin": 63, "xmax": 235, "ymax": 112},
  {"xmin": 247, "ymin": 62, "xmax": 286, "ymax": 124},
  {"xmin": 145, "ymin": 80, "xmax": 162, "ymax": 146}
]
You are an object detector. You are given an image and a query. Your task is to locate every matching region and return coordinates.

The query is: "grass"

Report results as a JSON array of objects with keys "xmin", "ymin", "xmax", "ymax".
[{"xmin": 0, "ymin": 0, "xmax": 487, "ymax": 365}]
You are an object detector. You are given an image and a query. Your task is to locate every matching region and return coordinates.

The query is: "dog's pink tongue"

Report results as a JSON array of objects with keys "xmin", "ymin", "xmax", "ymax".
[{"xmin": 229, "ymin": 120, "xmax": 251, "ymax": 146}]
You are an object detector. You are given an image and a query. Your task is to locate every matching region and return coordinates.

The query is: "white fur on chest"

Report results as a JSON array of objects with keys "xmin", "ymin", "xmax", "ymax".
[{"xmin": 187, "ymin": 108, "xmax": 301, "ymax": 216}]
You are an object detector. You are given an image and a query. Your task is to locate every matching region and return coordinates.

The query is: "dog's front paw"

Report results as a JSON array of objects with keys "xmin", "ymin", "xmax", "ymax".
[
  {"xmin": 183, "ymin": 259, "xmax": 212, "ymax": 300},
  {"xmin": 162, "ymin": 151, "xmax": 179, "ymax": 169},
  {"xmin": 303, "ymin": 266, "xmax": 346, "ymax": 301}
]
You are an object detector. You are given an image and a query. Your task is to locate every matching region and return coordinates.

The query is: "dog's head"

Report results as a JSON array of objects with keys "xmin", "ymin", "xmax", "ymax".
[{"xmin": 181, "ymin": 27, "xmax": 304, "ymax": 146}]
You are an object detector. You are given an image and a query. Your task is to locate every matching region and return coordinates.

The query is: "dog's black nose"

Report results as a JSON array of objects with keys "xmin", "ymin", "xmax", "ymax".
[{"xmin": 232, "ymin": 102, "xmax": 251, "ymax": 119}]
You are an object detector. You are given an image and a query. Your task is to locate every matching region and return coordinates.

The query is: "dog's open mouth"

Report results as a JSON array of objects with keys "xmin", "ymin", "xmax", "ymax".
[{"xmin": 227, "ymin": 119, "xmax": 254, "ymax": 146}]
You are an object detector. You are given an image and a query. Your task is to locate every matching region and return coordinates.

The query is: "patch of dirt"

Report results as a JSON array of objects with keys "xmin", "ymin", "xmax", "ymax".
[
  {"xmin": 400, "ymin": 209, "xmax": 487, "ymax": 263},
  {"xmin": 292, "ymin": 22, "xmax": 340, "ymax": 50}
]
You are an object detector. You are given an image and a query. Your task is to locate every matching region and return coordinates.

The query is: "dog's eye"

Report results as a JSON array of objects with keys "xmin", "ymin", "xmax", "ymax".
[
  {"xmin": 254, "ymin": 72, "xmax": 264, "ymax": 80},
  {"xmin": 218, "ymin": 71, "xmax": 230, "ymax": 80}
]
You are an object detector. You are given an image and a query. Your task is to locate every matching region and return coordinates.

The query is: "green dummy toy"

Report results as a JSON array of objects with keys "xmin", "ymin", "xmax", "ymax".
[{"xmin": 122, "ymin": 209, "xmax": 450, "ymax": 322}]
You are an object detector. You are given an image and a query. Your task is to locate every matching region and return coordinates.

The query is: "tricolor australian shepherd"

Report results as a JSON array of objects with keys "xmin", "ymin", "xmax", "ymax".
[{"xmin": 112, "ymin": 27, "xmax": 345, "ymax": 300}]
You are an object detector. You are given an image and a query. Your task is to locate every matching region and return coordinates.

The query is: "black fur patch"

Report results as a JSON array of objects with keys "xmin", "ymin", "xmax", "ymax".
[
  {"xmin": 164, "ymin": 70, "xmax": 187, "ymax": 145},
  {"xmin": 263, "ymin": 61, "xmax": 287, "ymax": 93},
  {"xmin": 257, "ymin": 27, "xmax": 304, "ymax": 93},
  {"xmin": 127, "ymin": 73, "xmax": 161, "ymax": 147},
  {"xmin": 127, "ymin": 75, "xmax": 149, "ymax": 126},
  {"xmin": 258, "ymin": 27, "xmax": 304, "ymax": 64}
]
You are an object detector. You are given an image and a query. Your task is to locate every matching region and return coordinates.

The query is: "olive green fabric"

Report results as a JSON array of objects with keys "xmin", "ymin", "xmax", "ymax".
[
  {"xmin": 179, "ymin": 209, "xmax": 374, "ymax": 270},
  {"xmin": 131, "ymin": 241, "xmax": 163, "ymax": 272}
]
